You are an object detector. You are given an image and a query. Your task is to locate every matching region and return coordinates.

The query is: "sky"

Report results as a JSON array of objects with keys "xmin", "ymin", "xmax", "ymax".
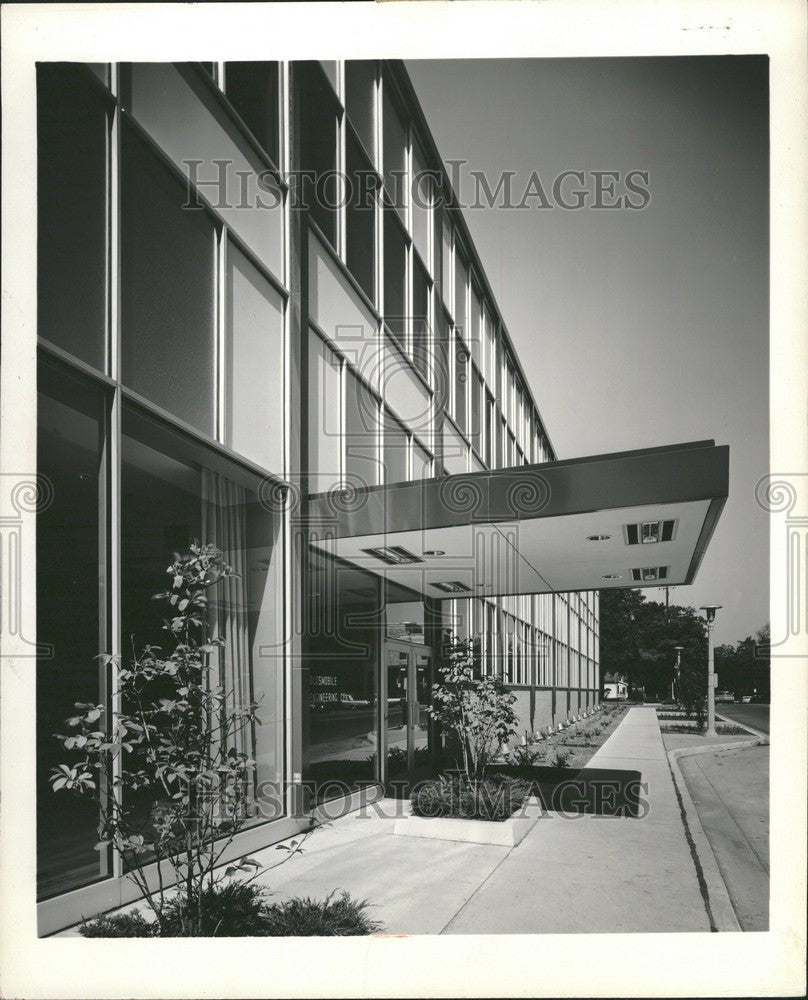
[{"xmin": 407, "ymin": 57, "xmax": 769, "ymax": 646}]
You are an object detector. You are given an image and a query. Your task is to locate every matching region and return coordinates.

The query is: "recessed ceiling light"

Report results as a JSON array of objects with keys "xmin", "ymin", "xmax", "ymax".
[
  {"xmin": 423, "ymin": 550, "xmax": 446, "ymax": 557},
  {"xmin": 587, "ymin": 534, "xmax": 611, "ymax": 541},
  {"xmin": 601, "ymin": 574, "xmax": 622, "ymax": 580}
]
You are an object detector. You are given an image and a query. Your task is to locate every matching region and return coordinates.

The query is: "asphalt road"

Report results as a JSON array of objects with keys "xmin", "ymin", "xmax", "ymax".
[
  {"xmin": 680, "ymin": 744, "xmax": 769, "ymax": 930},
  {"xmin": 716, "ymin": 703, "xmax": 770, "ymax": 735}
]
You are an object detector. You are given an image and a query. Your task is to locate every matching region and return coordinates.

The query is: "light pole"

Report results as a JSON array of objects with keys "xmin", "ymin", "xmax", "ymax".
[
  {"xmin": 673, "ymin": 645, "xmax": 684, "ymax": 701},
  {"xmin": 700, "ymin": 606, "xmax": 722, "ymax": 737}
]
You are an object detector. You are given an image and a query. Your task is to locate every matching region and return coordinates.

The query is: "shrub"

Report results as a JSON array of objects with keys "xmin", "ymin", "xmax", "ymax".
[
  {"xmin": 80, "ymin": 911, "xmax": 156, "ymax": 937},
  {"xmin": 79, "ymin": 884, "xmax": 382, "ymax": 937},
  {"xmin": 160, "ymin": 882, "xmax": 271, "ymax": 936},
  {"xmin": 552, "ymin": 747, "xmax": 574, "ymax": 767},
  {"xmin": 430, "ymin": 630, "xmax": 518, "ymax": 779},
  {"xmin": 52, "ymin": 543, "xmax": 315, "ymax": 936},
  {"xmin": 411, "ymin": 774, "xmax": 530, "ymax": 822},
  {"xmin": 261, "ymin": 890, "xmax": 382, "ymax": 937}
]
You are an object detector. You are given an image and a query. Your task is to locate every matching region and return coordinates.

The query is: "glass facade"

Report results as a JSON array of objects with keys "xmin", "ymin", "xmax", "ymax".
[{"xmin": 35, "ymin": 59, "xmax": 600, "ymax": 928}]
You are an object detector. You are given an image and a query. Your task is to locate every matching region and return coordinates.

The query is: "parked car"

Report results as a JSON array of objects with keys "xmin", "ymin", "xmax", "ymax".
[
  {"xmin": 740, "ymin": 694, "xmax": 753, "ymax": 703},
  {"xmin": 715, "ymin": 690, "xmax": 734, "ymax": 703}
]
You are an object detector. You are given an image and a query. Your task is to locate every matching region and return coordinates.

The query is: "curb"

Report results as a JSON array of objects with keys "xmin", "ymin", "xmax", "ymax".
[
  {"xmin": 667, "ymin": 738, "xmax": 765, "ymax": 932},
  {"xmin": 715, "ymin": 712, "xmax": 770, "ymax": 742}
]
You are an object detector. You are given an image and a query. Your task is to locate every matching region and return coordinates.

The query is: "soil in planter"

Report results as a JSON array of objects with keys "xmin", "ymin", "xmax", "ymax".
[{"xmin": 410, "ymin": 774, "xmax": 531, "ymax": 822}]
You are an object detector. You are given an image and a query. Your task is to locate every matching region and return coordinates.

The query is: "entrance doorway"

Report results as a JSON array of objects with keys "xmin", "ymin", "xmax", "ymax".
[{"xmin": 384, "ymin": 640, "xmax": 433, "ymax": 783}]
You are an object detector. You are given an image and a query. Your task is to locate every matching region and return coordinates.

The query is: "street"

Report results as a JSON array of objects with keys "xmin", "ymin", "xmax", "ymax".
[
  {"xmin": 679, "ymin": 744, "xmax": 769, "ymax": 930},
  {"xmin": 716, "ymin": 703, "xmax": 770, "ymax": 735}
]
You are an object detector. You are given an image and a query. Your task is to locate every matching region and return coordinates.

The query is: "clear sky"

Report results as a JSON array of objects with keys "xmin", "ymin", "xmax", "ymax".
[{"xmin": 407, "ymin": 56, "xmax": 769, "ymax": 647}]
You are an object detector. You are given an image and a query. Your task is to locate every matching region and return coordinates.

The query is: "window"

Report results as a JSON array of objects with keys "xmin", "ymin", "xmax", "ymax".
[
  {"xmin": 299, "ymin": 62, "xmax": 339, "ymax": 246},
  {"xmin": 383, "ymin": 409, "xmax": 409, "ymax": 484},
  {"xmin": 37, "ymin": 64, "xmax": 108, "ymax": 370},
  {"xmin": 305, "ymin": 552, "xmax": 378, "ymax": 792},
  {"xmin": 441, "ymin": 216, "xmax": 453, "ymax": 312},
  {"xmin": 412, "ymin": 256, "xmax": 431, "ymax": 381},
  {"xmin": 37, "ymin": 361, "xmax": 106, "ymax": 899},
  {"xmin": 411, "ymin": 137, "xmax": 431, "ymax": 266},
  {"xmin": 346, "ymin": 130, "xmax": 376, "ymax": 301},
  {"xmin": 383, "ymin": 87, "xmax": 407, "ymax": 221},
  {"xmin": 485, "ymin": 395, "xmax": 495, "ymax": 467},
  {"xmin": 454, "ymin": 336, "xmax": 468, "ymax": 436},
  {"xmin": 413, "ymin": 438, "xmax": 433, "ymax": 479},
  {"xmin": 470, "ymin": 285, "xmax": 482, "ymax": 367},
  {"xmin": 224, "ymin": 62, "xmax": 279, "ymax": 163},
  {"xmin": 454, "ymin": 250, "xmax": 468, "ymax": 334},
  {"xmin": 345, "ymin": 60, "xmax": 376, "ymax": 160},
  {"xmin": 470, "ymin": 365, "xmax": 483, "ymax": 453},
  {"xmin": 383, "ymin": 209, "xmax": 407, "ymax": 344},
  {"xmin": 344, "ymin": 368, "xmax": 380, "ymax": 488},
  {"xmin": 121, "ymin": 408, "xmax": 286, "ymax": 829},
  {"xmin": 121, "ymin": 120, "xmax": 216, "ymax": 435},
  {"xmin": 226, "ymin": 243, "xmax": 284, "ymax": 471},
  {"xmin": 308, "ymin": 331, "xmax": 342, "ymax": 492}
]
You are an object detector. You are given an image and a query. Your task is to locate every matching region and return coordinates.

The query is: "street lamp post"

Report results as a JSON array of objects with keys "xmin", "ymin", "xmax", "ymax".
[
  {"xmin": 673, "ymin": 645, "xmax": 684, "ymax": 702},
  {"xmin": 700, "ymin": 606, "xmax": 722, "ymax": 737}
]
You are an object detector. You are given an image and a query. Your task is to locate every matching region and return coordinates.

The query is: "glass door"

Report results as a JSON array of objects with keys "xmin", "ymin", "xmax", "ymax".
[{"xmin": 384, "ymin": 640, "xmax": 433, "ymax": 781}]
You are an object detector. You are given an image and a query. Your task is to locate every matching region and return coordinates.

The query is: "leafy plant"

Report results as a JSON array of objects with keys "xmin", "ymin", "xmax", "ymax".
[
  {"xmin": 551, "ymin": 747, "xmax": 574, "ymax": 767},
  {"xmin": 52, "ymin": 542, "xmax": 314, "ymax": 936},
  {"xmin": 78, "ymin": 885, "xmax": 382, "ymax": 937},
  {"xmin": 429, "ymin": 630, "xmax": 518, "ymax": 780},
  {"xmin": 261, "ymin": 890, "xmax": 382, "ymax": 936},
  {"xmin": 411, "ymin": 773, "xmax": 530, "ymax": 822}
]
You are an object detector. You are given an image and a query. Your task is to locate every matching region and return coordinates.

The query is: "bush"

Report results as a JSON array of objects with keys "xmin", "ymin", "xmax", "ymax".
[
  {"xmin": 261, "ymin": 890, "xmax": 381, "ymax": 936},
  {"xmin": 79, "ymin": 884, "xmax": 382, "ymax": 937},
  {"xmin": 161, "ymin": 882, "xmax": 271, "ymax": 936},
  {"xmin": 80, "ymin": 911, "xmax": 156, "ymax": 937},
  {"xmin": 411, "ymin": 774, "xmax": 530, "ymax": 822},
  {"xmin": 552, "ymin": 747, "xmax": 574, "ymax": 767}
]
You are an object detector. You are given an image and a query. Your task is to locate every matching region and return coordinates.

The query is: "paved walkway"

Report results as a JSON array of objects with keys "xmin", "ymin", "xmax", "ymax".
[{"xmin": 251, "ymin": 706, "xmax": 712, "ymax": 935}]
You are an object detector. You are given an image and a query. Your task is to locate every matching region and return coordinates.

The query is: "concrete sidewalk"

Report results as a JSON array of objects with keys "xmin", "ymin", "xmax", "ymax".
[{"xmin": 252, "ymin": 706, "xmax": 713, "ymax": 935}]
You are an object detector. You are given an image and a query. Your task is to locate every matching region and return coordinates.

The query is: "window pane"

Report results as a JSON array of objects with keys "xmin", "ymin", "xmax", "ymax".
[
  {"xmin": 383, "ymin": 410, "xmax": 409, "ymax": 484},
  {"xmin": 412, "ymin": 257, "xmax": 431, "ymax": 382},
  {"xmin": 37, "ymin": 64, "xmax": 107, "ymax": 370},
  {"xmin": 126, "ymin": 63, "xmax": 283, "ymax": 279},
  {"xmin": 225, "ymin": 62, "xmax": 279, "ymax": 163},
  {"xmin": 441, "ymin": 217, "xmax": 453, "ymax": 312},
  {"xmin": 383, "ymin": 210, "xmax": 406, "ymax": 344},
  {"xmin": 413, "ymin": 438, "xmax": 432, "ymax": 480},
  {"xmin": 411, "ymin": 137, "xmax": 431, "ymax": 266},
  {"xmin": 305, "ymin": 552, "xmax": 378, "ymax": 794},
  {"xmin": 121, "ymin": 121, "xmax": 216, "ymax": 434},
  {"xmin": 383, "ymin": 87, "xmax": 406, "ymax": 221},
  {"xmin": 470, "ymin": 285, "xmax": 482, "ymax": 366},
  {"xmin": 37, "ymin": 362, "xmax": 105, "ymax": 899},
  {"xmin": 470, "ymin": 366, "xmax": 483, "ymax": 452},
  {"xmin": 308, "ymin": 330, "xmax": 342, "ymax": 493},
  {"xmin": 121, "ymin": 411, "xmax": 285, "ymax": 831},
  {"xmin": 226, "ymin": 243, "xmax": 284, "ymax": 471},
  {"xmin": 454, "ymin": 250, "xmax": 468, "ymax": 334},
  {"xmin": 299, "ymin": 63, "xmax": 339, "ymax": 246},
  {"xmin": 345, "ymin": 60, "xmax": 376, "ymax": 160},
  {"xmin": 344, "ymin": 368, "xmax": 379, "ymax": 488},
  {"xmin": 346, "ymin": 132, "xmax": 376, "ymax": 302},
  {"xmin": 454, "ymin": 337, "xmax": 468, "ymax": 435},
  {"xmin": 319, "ymin": 61, "xmax": 339, "ymax": 96}
]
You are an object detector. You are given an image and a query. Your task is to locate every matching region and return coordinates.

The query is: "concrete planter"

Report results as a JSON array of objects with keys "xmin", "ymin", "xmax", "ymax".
[{"xmin": 393, "ymin": 797, "xmax": 543, "ymax": 847}]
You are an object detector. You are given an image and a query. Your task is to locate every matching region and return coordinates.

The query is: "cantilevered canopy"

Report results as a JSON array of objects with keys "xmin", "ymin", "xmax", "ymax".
[{"xmin": 307, "ymin": 441, "xmax": 729, "ymax": 599}]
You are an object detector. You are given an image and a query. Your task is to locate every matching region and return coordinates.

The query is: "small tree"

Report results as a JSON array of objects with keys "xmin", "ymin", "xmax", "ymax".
[
  {"xmin": 51, "ymin": 542, "xmax": 311, "ymax": 936},
  {"xmin": 429, "ymin": 630, "xmax": 518, "ymax": 780},
  {"xmin": 676, "ymin": 653, "xmax": 707, "ymax": 727}
]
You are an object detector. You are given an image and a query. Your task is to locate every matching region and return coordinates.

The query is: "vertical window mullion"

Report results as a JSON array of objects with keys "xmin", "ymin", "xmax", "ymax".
[
  {"xmin": 216, "ymin": 229, "xmax": 227, "ymax": 445},
  {"xmin": 108, "ymin": 63, "xmax": 124, "ymax": 881}
]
